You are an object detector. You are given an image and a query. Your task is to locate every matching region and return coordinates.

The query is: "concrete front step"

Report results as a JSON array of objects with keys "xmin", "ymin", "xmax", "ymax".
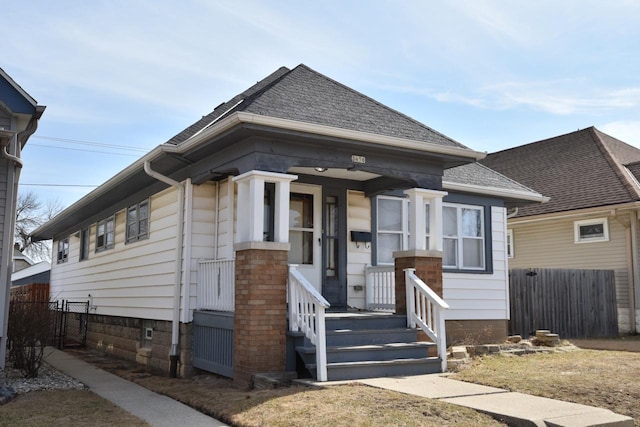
[
  {"xmin": 326, "ymin": 328, "xmax": 419, "ymax": 347},
  {"xmin": 309, "ymin": 357, "xmax": 442, "ymax": 381},
  {"xmin": 297, "ymin": 341, "xmax": 435, "ymax": 364}
]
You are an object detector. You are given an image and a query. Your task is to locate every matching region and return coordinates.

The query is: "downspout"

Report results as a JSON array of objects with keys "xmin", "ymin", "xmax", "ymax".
[
  {"xmin": 143, "ymin": 161, "xmax": 184, "ymax": 378},
  {"xmin": 214, "ymin": 181, "xmax": 219, "ymax": 260},
  {"xmin": 182, "ymin": 179, "xmax": 193, "ymax": 323}
]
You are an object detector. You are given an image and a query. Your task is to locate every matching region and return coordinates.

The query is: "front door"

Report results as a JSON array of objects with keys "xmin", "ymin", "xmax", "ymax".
[
  {"xmin": 289, "ymin": 184, "xmax": 322, "ymax": 291},
  {"xmin": 322, "ymin": 187, "xmax": 347, "ymax": 309},
  {"xmin": 288, "ymin": 184, "xmax": 347, "ymax": 309}
]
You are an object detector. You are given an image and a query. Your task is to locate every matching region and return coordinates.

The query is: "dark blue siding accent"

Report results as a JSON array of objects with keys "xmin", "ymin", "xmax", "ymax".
[{"xmin": 192, "ymin": 311, "xmax": 234, "ymax": 378}]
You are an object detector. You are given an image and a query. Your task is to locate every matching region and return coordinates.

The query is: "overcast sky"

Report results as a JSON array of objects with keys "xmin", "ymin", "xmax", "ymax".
[{"xmin": 3, "ymin": 1, "xmax": 640, "ymax": 209}]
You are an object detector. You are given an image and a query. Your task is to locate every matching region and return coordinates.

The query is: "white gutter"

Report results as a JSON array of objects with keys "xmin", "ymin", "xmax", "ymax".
[
  {"xmin": 509, "ymin": 201, "xmax": 640, "ymax": 225},
  {"xmin": 143, "ymin": 160, "xmax": 184, "ymax": 378},
  {"xmin": 443, "ymin": 181, "xmax": 549, "ymax": 203}
]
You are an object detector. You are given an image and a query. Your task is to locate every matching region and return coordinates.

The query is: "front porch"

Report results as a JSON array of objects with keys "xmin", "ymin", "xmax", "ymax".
[{"xmin": 192, "ymin": 257, "xmax": 448, "ymax": 383}]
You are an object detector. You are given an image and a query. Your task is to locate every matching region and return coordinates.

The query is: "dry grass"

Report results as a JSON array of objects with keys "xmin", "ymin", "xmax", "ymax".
[
  {"xmin": 0, "ymin": 389, "xmax": 149, "ymax": 426},
  {"xmin": 68, "ymin": 349, "xmax": 503, "ymax": 426},
  {"xmin": 453, "ymin": 349, "xmax": 640, "ymax": 425}
]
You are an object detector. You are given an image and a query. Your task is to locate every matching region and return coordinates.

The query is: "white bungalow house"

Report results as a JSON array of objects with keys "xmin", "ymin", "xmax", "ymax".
[{"xmin": 32, "ymin": 65, "xmax": 544, "ymax": 385}]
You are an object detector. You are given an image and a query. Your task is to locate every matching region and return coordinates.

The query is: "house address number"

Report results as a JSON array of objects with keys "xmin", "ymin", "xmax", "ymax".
[{"xmin": 351, "ymin": 155, "xmax": 366, "ymax": 164}]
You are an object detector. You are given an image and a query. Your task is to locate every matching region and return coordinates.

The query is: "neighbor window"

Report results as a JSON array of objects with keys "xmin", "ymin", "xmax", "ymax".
[
  {"xmin": 56, "ymin": 237, "xmax": 69, "ymax": 264},
  {"xmin": 96, "ymin": 215, "xmax": 115, "ymax": 252},
  {"xmin": 507, "ymin": 229, "xmax": 514, "ymax": 258},
  {"xmin": 79, "ymin": 227, "xmax": 90, "ymax": 261},
  {"xmin": 574, "ymin": 218, "xmax": 609, "ymax": 243},
  {"xmin": 126, "ymin": 199, "xmax": 149, "ymax": 243},
  {"xmin": 443, "ymin": 204, "xmax": 485, "ymax": 270}
]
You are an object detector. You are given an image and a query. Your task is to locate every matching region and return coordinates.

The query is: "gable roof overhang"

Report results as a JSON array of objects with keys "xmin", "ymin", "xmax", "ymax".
[{"xmin": 33, "ymin": 112, "xmax": 486, "ymax": 241}]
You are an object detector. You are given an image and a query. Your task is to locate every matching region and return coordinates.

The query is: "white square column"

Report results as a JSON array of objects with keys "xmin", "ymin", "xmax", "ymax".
[
  {"xmin": 404, "ymin": 188, "xmax": 448, "ymax": 252},
  {"xmin": 233, "ymin": 170, "xmax": 298, "ymax": 244}
]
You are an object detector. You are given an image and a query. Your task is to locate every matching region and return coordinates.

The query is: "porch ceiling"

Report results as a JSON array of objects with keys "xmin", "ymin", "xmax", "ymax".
[{"xmin": 288, "ymin": 167, "xmax": 380, "ymax": 181}]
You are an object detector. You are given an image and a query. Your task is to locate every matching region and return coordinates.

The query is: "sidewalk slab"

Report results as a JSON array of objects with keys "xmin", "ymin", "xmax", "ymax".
[
  {"xmin": 44, "ymin": 348, "xmax": 227, "ymax": 427},
  {"xmin": 362, "ymin": 374, "xmax": 634, "ymax": 427},
  {"xmin": 443, "ymin": 392, "xmax": 633, "ymax": 427},
  {"xmin": 361, "ymin": 375, "xmax": 507, "ymax": 399}
]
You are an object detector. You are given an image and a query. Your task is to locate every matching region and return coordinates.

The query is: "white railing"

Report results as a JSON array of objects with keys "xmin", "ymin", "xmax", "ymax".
[
  {"xmin": 365, "ymin": 265, "xmax": 395, "ymax": 311},
  {"xmin": 197, "ymin": 259, "xmax": 235, "ymax": 312},
  {"xmin": 288, "ymin": 265, "xmax": 331, "ymax": 382},
  {"xmin": 405, "ymin": 268, "xmax": 449, "ymax": 372}
]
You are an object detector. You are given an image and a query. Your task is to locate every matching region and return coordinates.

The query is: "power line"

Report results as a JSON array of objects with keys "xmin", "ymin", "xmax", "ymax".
[
  {"xmin": 29, "ymin": 143, "xmax": 141, "ymax": 157},
  {"xmin": 32, "ymin": 135, "xmax": 152, "ymax": 152},
  {"xmin": 20, "ymin": 183, "xmax": 98, "ymax": 188}
]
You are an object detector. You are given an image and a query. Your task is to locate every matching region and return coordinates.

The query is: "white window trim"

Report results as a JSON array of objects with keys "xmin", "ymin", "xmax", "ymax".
[
  {"xmin": 376, "ymin": 196, "xmax": 410, "ymax": 265},
  {"xmin": 443, "ymin": 203, "xmax": 485, "ymax": 270},
  {"xmin": 507, "ymin": 229, "xmax": 514, "ymax": 259},
  {"xmin": 574, "ymin": 217, "xmax": 609, "ymax": 244}
]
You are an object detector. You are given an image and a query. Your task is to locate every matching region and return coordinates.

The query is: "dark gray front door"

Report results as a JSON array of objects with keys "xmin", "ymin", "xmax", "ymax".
[{"xmin": 322, "ymin": 187, "xmax": 347, "ymax": 309}]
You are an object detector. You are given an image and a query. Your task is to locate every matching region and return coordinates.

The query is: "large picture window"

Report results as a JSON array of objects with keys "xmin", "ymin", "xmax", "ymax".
[
  {"xmin": 126, "ymin": 199, "xmax": 149, "ymax": 243},
  {"xmin": 96, "ymin": 215, "xmax": 115, "ymax": 252}
]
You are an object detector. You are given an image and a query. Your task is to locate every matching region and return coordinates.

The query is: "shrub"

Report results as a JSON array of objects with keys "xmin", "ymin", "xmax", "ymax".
[{"xmin": 7, "ymin": 301, "xmax": 53, "ymax": 378}]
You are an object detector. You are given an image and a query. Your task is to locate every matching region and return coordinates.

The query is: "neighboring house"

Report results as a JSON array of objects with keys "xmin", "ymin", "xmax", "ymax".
[
  {"xmin": 11, "ymin": 261, "xmax": 50, "ymax": 301},
  {"xmin": 32, "ymin": 65, "xmax": 543, "ymax": 384},
  {"xmin": 482, "ymin": 127, "xmax": 640, "ymax": 334},
  {"xmin": 13, "ymin": 245, "xmax": 35, "ymax": 272},
  {"xmin": 0, "ymin": 68, "xmax": 45, "ymax": 369}
]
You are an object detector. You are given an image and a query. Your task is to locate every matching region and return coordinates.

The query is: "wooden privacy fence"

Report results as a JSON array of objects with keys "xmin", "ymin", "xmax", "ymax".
[
  {"xmin": 509, "ymin": 268, "xmax": 618, "ymax": 338},
  {"xmin": 10, "ymin": 283, "xmax": 49, "ymax": 302}
]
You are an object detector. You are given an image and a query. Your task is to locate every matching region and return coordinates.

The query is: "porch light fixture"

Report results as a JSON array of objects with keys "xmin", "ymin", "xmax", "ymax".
[{"xmin": 314, "ymin": 167, "xmax": 327, "ymax": 173}]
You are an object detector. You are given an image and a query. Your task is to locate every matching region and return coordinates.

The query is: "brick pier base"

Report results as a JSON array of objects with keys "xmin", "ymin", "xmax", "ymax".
[
  {"xmin": 394, "ymin": 250, "xmax": 443, "ymax": 315},
  {"xmin": 233, "ymin": 243, "xmax": 289, "ymax": 386}
]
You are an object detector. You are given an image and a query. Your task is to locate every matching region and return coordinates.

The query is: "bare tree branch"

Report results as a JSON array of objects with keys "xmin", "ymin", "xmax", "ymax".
[{"xmin": 15, "ymin": 190, "xmax": 64, "ymax": 263}]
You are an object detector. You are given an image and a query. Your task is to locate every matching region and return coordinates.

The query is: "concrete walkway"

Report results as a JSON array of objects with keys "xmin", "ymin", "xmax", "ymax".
[
  {"xmin": 44, "ymin": 348, "xmax": 227, "ymax": 427},
  {"xmin": 360, "ymin": 374, "xmax": 634, "ymax": 426}
]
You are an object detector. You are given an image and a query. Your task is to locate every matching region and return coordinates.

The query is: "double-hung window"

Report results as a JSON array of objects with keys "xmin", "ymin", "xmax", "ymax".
[
  {"xmin": 96, "ymin": 215, "xmax": 115, "ymax": 252},
  {"xmin": 443, "ymin": 204, "xmax": 485, "ymax": 270},
  {"xmin": 376, "ymin": 196, "xmax": 431, "ymax": 264},
  {"xmin": 126, "ymin": 199, "xmax": 150, "ymax": 243},
  {"xmin": 376, "ymin": 197, "xmax": 408, "ymax": 264},
  {"xmin": 57, "ymin": 237, "xmax": 69, "ymax": 264}
]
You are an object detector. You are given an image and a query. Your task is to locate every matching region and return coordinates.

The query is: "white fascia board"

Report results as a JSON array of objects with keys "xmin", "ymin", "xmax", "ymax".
[
  {"xmin": 443, "ymin": 181, "xmax": 549, "ymax": 203},
  {"xmin": 11, "ymin": 261, "xmax": 51, "ymax": 281},
  {"xmin": 179, "ymin": 111, "xmax": 487, "ymax": 162}
]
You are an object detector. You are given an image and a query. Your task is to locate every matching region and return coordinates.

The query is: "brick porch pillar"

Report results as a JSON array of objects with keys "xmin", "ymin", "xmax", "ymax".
[
  {"xmin": 233, "ymin": 242, "xmax": 289, "ymax": 386},
  {"xmin": 395, "ymin": 188, "xmax": 446, "ymax": 314},
  {"xmin": 231, "ymin": 170, "xmax": 297, "ymax": 387},
  {"xmin": 394, "ymin": 251, "xmax": 443, "ymax": 314}
]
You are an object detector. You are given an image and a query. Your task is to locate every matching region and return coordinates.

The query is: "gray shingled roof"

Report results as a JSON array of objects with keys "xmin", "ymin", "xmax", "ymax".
[
  {"xmin": 167, "ymin": 64, "xmax": 467, "ymax": 149},
  {"xmin": 444, "ymin": 162, "xmax": 538, "ymax": 193},
  {"xmin": 480, "ymin": 127, "xmax": 640, "ymax": 217}
]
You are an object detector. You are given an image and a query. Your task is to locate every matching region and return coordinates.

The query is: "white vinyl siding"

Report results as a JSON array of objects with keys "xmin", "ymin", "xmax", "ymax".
[
  {"xmin": 444, "ymin": 206, "xmax": 509, "ymax": 321},
  {"xmin": 49, "ymin": 187, "xmax": 180, "ymax": 321},
  {"xmin": 508, "ymin": 212, "xmax": 631, "ymax": 332},
  {"xmin": 347, "ymin": 190, "xmax": 371, "ymax": 309}
]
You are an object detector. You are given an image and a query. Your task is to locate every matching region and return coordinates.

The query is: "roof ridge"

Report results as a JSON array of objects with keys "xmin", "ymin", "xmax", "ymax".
[
  {"xmin": 292, "ymin": 64, "xmax": 468, "ymax": 149},
  {"xmin": 590, "ymin": 127, "xmax": 640, "ymax": 201},
  {"xmin": 491, "ymin": 127, "xmax": 596, "ymax": 155}
]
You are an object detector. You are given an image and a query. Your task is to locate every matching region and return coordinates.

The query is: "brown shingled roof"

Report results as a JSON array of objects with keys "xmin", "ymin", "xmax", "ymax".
[{"xmin": 480, "ymin": 127, "xmax": 640, "ymax": 217}]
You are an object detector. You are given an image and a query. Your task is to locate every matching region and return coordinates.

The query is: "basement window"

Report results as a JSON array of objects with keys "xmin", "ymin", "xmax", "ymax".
[{"xmin": 574, "ymin": 218, "xmax": 609, "ymax": 243}]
